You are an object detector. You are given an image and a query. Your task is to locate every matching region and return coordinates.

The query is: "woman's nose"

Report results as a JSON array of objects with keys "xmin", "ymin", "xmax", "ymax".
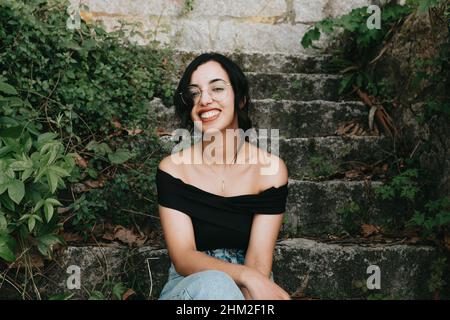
[{"xmin": 199, "ymin": 89, "xmax": 213, "ymax": 105}]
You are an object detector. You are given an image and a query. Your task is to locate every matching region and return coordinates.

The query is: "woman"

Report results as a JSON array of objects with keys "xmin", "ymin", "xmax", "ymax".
[{"xmin": 156, "ymin": 53, "xmax": 290, "ymax": 300}]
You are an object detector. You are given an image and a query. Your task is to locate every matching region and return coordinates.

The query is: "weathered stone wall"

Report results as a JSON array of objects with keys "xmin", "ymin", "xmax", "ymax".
[
  {"xmin": 373, "ymin": 8, "xmax": 449, "ymax": 198},
  {"xmin": 71, "ymin": 0, "xmax": 373, "ymax": 54}
]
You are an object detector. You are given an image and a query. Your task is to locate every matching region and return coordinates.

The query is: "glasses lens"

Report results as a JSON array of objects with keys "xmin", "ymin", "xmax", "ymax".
[
  {"xmin": 209, "ymin": 81, "xmax": 228, "ymax": 101},
  {"xmin": 181, "ymin": 86, "xmax": 201, "ymax": 105}
]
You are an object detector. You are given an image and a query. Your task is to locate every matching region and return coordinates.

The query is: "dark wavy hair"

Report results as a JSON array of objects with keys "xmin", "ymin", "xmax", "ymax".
[{"xmin": 174, "ymin": 53, "xmax": 252, "ymax": 133}]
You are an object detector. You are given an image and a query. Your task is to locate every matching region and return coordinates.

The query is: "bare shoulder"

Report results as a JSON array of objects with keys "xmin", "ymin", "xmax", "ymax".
[
  {"xmin": 247, "ymin": 143, "xmax": 288, "ymax": 189},
  {"xmin": 158, "ymin": 146, "xmax": 191, "ymax": 177}
]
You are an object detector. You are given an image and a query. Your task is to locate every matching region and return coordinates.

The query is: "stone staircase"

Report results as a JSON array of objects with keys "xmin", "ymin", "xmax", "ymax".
[
  {"xmin": 27, "ymin": 0, "xmax": 438, "ymax": 300},
  {"xmin": 151, "ymin": 52, "xmax": 437, "ymax": 299}
]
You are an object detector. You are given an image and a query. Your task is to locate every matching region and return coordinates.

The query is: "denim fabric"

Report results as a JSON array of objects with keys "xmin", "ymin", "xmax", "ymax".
[{"xmin": 159, "ymin": 248, "xmax": 246, "ymax": 300}]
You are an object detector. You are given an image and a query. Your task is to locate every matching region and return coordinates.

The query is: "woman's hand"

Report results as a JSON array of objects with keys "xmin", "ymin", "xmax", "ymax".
[{"xmin": 240, "ymin": 268, "xmax": 291, "ymax": 300}]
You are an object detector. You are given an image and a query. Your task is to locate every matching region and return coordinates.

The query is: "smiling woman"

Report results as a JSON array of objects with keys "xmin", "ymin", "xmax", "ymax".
[{"xmin": 156, "ymin": 53, "xmax": 291, "ymax": 300}]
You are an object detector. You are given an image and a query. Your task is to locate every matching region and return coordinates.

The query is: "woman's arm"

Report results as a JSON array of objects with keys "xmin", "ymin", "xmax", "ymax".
[{"xmin": 239, "ymin": 155, "xmax": 290, "ymax": 300}]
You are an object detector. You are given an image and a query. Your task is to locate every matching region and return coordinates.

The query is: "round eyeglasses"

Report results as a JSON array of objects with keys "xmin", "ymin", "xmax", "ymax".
[{"xmin": 180, "ymin": 80, "xmax": 231, "ymax": 105}]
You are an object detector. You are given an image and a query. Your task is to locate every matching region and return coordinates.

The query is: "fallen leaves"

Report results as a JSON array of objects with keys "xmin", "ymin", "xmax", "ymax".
[
  {"xmin": 122, "ymin": 288, "xmax": 136, "ymax": 300},
  {"xmin": 74, "ymin": 153, "xmax": 88, "ymax": 168},
  {"xmin": 445, "ymin": 235, "xmax": 450, "ymax": 251},
  {"xmin": 156, "ymin": 127, "xmax": 173, "ymax": 137},
  {"xmin": 353, "ymin": 85, "xmax": 399, "ymax": 138},
  {"xmin": 102, "ymin": 225, "xmax": 147, "ymax": 247},
  {"xmin": 9, "ymin": 254, "xmax": 44, "ymax": 269},
  {"xmin": 361, "ymin": 224, "xmax": 381, "ymax": 237},
  {"xmin": 336, "ymin": 120, "xmax": 371, "ymax": 136}
]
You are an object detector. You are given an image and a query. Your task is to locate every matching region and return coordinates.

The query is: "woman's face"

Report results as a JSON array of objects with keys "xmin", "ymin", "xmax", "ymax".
[{"xmin": 189, "ymin": 61, "xmax": 238, "ymax": 133}]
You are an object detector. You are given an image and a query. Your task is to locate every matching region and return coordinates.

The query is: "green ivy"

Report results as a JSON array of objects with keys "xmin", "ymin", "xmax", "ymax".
[
  {"xmin": 0, "ymin": 81, "xmax": 74, "ymax": 262},
  {"xmin": 0, "ymin": 0, "xmax": 176, "ymax": 239}
]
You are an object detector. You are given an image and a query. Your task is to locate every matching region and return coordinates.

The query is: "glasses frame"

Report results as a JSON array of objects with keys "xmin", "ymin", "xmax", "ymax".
[{"xmin": 179, "ymin": 81, "xmax": 232, "ymax": 105}]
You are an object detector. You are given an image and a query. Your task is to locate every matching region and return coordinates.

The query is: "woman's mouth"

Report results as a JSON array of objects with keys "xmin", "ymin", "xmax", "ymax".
[{"xmin": 199, "ymin": 109, "xmax": 221, "ymax": 122}]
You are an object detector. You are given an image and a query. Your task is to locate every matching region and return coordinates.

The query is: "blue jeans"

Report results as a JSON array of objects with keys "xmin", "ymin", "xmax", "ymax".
[{"xmin": 159, "ymin": 248, "xmax": 246, "ymax": 300}]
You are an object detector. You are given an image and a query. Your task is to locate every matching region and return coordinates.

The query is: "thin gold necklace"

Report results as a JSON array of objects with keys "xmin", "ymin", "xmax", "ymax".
[{"xmin": 202, "ymin": 138, "xmax": 244, "ymax": 192}]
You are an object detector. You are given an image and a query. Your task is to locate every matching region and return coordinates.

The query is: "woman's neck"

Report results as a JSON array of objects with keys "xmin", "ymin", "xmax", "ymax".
[{"xmin": 200, "ymin": 128, "xmax": 242, "ymax": 165}]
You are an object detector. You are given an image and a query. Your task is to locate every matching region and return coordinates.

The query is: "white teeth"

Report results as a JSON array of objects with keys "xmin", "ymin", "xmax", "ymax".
[{"xmin": 200, "ymin": 110, "xmax": 220, "ymax": 119}]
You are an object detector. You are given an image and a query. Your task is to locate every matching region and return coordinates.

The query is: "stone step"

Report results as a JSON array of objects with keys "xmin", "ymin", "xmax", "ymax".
[
  {"xmin": 278, "ymin": 136, "xmax": 391, "ymax": 180},
  {"xmin": 273, "ymin": 238, "xmax": 437, "ymax": 299},
  {"xmin": 250, "ymin": 99, "xmax": 367, "ymax": 137},
  {"xmin": 153, "ymin": 98, "xmax": 369, "ymax": 138},
  {"xmin": 35, "ymin": 241, "xmax": 438, "ymax": 300},
  {"xmin": 172, "ymin": 50, "xmax": 334, "ymax": 74},
  {"xmin": 283, "ymin": 179, "xmax": 386, "ymax": 237},
  {"xmin": 247, "ymin": 72, "xmax": 342, "ymax": 101}
]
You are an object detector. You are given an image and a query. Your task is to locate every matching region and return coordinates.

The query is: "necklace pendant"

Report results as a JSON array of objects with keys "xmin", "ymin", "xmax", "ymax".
[{"xmin": 222, "ymin": 180, "xmax": 225, "ymax": 192}]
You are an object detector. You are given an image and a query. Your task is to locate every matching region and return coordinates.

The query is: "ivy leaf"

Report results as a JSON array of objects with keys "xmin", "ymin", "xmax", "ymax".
[
  {"xmin": 108, "ymin": 149, "xmax": 132, "ymax": 164},
  {"xmin": 28, "ymin": 216, "xmax": 36, "ymax": 232},
  {"xmin": 47, "ymin": 171, "xmax": 59, "ymax": 193},
  {"xmin": 0, "ymin": 126, "xmax": 23, "ymax": 139},
  {"xmin": 301, "ymin": 28, "xmax": 321, "ymax": 49},
  {"xmin": 0, "ymin": 234, "xmax": 16, "ymax": 262},
  {"xmin": 44, "ymin": 201, "xmax": 54, "ymax": 222},
  {"xmin": 36, "ymin": 132, "xmax": 58, "ymax": 148},
  {"xmin": 0, "ymin": 195, "xmax": 15, "ymax": 211},
  {"xmin": 8, "ymin": 179, "xmax": 25, "ymax": 205},
  {"xmin": 88, "ymin": 291, "xmax": 106, "ymax": 300},
  {"xmin": 0, "ymin": 174, "xmax": 9, "ymax": 195},
  {"xmin": 112, "ymin": 282, "xmax": 128, "ymax": 300},
  {"xmin": 0, "ymin": 81, "xmax": 18, "ymax": 95},
  {"xmin": 33, "ymin": 199, "xmax": 45, "ymax": 213}
]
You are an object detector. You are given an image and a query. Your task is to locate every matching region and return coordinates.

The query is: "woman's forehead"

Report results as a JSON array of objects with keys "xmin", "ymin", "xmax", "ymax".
[{"xmin": 190, "ymin": 61, "xmax": 230, "ymax": 85}]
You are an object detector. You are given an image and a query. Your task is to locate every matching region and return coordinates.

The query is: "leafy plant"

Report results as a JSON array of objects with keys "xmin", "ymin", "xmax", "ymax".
[
  {"xmin": 308, "ymin": 156, "xmax": 336, "ymax": 179},
  {"xmin": 375, "ymin": 169, "xmax": 419, "ymax": 201},
  {"xmin": 408, "ymin": 197, "xmax": 450, "ymax": 235},
  {"xmin": 0, "ymin": 81, "xmax": 75, "ymax": 263},
  {"xmin": 0, "ymin": 0, "xmax": 175, "ymax": 234},
  {"xmin": 181, "ymin": 0, "xmax": 196, "ymax": 15},
  {"xmin": 301, "ymin": 0, "xmax": 447, "ymax": 96}
]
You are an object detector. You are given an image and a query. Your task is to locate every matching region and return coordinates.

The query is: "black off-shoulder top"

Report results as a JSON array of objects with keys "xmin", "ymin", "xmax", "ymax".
[{"xmin": 156, "ymin": 168, "xmax": 289, "ymax": 251}]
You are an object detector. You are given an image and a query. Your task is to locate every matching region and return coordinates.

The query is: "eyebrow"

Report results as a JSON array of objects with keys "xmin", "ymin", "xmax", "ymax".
[{"xmin": 189, "ymin": 78, "xmax": 225, "ymax": 87}]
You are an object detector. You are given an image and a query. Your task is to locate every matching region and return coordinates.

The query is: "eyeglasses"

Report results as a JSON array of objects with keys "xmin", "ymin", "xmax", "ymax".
[{"xmin": 180, "ymin": 80, "xmax": 231, "ymax": 105}]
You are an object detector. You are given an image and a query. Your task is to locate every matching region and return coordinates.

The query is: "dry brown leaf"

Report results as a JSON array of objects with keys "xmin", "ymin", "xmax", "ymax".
[
  {"xmin": 10, "ymin": 254, "xmax": 44, "ymax": 269},
  {"xmin": 444, "ymin": 235, "xmax": 450, "ymax": 251},
  {"xmin": 361, "ymin": 224, "xmax": 380, "ymax": 237},
  {"xmin": 350, "ymin": 123, "xmax": 360, "ymax": 135},
  {"xmin": 84, "ymin": 179, "xmax": 104, "ymax": 189},
  {"xmin": 156, "ymin": 128, "xmax": 172, "ymax": 137},
  {"xmin": 57, "ymin": 207, "xmax": 71, "ymax": 214},
  {"xmin": 75, "ymin": 153, "xmax": 88, "ymax": 168},
  {"xmin": 345, "ymin": 170, "xmax": 361, "ymax": 179},
  {"xmin": 113, "ymin": 225, "xmax": 147, "ymax": 246},
  {"xmin": 409, "ymin": 237, "xmax": 421, "ymax": 244},
  {"xmin": 336, "ymin": 122, "xmax": 356, "ymax": 136},
  {"xmin": 62, "ymin": 232, "xmax": 84, "ymax": 243},
  {"xmin": 122, "ymin": 288, "xmax": 136, "ymax": 300},
  {"xmin": 112, "ymin": 120, "xmax": 122, "ymax": 129},
  {"xmin": 102, "ymin": 233, "xmax": 115, "ymax": 241},
  {"xmin": 126, "ymin": 129, "xmax": 143, "ymax": 136},
  {"xmin": 80, "ymin": 11, "xmax": 93, "ymax": 23}
]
